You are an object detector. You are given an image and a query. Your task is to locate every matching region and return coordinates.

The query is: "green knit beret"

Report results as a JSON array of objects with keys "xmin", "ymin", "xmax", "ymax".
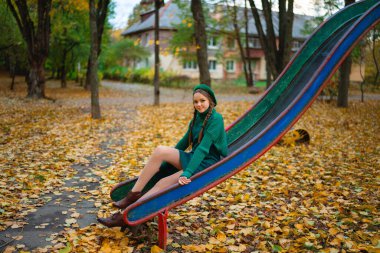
[{"xmin": 193, "ymin": 84, "xmax": 217, "ymax": 106}]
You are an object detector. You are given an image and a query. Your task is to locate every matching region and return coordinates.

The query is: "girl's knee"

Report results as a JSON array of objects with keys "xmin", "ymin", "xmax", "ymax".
[
  {"xmin": 153, "ymin": 146, "xmax": 170, "ymax": 157},
  {"xmin": 154, "ymin": 145, "xmax": 165, "ymax": 154}
]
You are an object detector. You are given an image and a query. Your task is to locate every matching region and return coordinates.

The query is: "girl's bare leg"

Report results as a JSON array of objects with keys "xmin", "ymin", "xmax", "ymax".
[
  {"xmin": 141, "ymin": 171, "xmax": 183, "ymax": 199},
  {"xmin": 131, "ymin": 146, "xmax": 181, "ymax": 192}
]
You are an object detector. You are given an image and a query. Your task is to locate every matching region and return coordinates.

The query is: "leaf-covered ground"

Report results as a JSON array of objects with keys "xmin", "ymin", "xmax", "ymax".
[{"xmin": 1, "ymin": 79, "xmax": 379, "ymax": 252}]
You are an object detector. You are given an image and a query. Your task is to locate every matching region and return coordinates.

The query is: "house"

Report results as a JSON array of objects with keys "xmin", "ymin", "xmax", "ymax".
[{"xmin": 122, "ymin": 1, "xmax": 362, "ymax": 82}]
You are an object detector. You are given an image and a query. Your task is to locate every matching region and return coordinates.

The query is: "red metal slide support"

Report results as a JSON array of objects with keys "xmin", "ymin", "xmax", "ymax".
[{"xmin": 157, "ymin": 209, "xmax": 168, "ymax": 250}]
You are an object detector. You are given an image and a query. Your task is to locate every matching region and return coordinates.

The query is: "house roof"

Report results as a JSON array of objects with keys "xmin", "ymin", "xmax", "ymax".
[
  {"xmin": 122, "ymin": 1, "xmax": 312, "ymax": 39},
  {"xmin": 122, "ymin": 1, "xmax": 181, "ymax": 36},
  {"xmin": 243, "ymin": 11, "xmax": 312, "ymax": 39}
]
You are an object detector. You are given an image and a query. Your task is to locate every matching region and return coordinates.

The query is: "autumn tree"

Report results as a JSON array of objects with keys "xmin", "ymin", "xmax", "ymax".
[
  {"xmin": 6, "ymin": 0, "xmax": 52, "ymax": 98},
  {"xmin": 191, "ymin": 0, "xmax": 211, "ymax": 86},
  {"xmin": 248, "ymin": 0, "xmax": 294, "ymax": 85},
  {"xmin": 102, "ymin": 39, "xmax": 149, "ymax": 71},
  {"xmin": 49, "ymin": 0, "xmax": 89, "ymax": 88},
  {"xmin": 169, "ymin": 3, "xmax": 196, "ymax": 63}
]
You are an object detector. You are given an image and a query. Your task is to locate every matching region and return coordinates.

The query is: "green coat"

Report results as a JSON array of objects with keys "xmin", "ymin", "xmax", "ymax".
[{"xmin": 175, "ymin": 108, "xmax": 228, "ymax": 178}]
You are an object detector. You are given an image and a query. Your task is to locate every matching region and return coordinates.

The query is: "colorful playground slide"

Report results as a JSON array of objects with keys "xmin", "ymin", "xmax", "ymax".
[{"xmin": 109, "ymin": 0, "xmax": 380, "ymax": 248}]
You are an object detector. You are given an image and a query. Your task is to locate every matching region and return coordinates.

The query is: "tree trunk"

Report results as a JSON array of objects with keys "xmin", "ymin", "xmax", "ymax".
[
  {"xmin": 359, "ymin": 45, "xmax": 365, "ymax": 102},
  {"xmin": 229, "ymin": 1, "xmax": 251, "ymax": 88},
  {"xmin": 27, "ymin": 62, "xmax": 46, "ymax": 98},
  {"xmin": 278, "ymin": 0, "xmax": 294, "ymax": 70},
  {"xmin": 245, "ymin": 0, "xmax": 254, "ymax": 88},
  {"xmin": 191, "ymin": 0, "xmax": 211, "ymax": 86},
  {"xmin": 266, "ymin": 60, "xmax": 272, "ymax": 89},
  {"xmin": 89, "ymin": 0, "xmax": 101, "ymax": 119},
  {"xmin": 337, "ymin": 56, "xmax": 351, "ymax": 107},
  {"xmin": 9, "ymin": 56, "xmax": 16, "ymax": 91},
  {"xmin": 61, "ymin": 49, "xmax": 67, "ymax": 88},
  {"xmin": 87, "ymin": 0, "xmax": 110, "ymax": 118},
  {"xmin": 6, "ymin": 0, "xmax": 52, "ymax": 99},
  {"xmin": 85, "ymin": 56, "xmax": 92, "ymax": 90},
  {"xmin": 248, "ymin": 0, "xmax": 294, "ymax": 83},
  {"xmin": 372, "ymin": 30, "xmax": 379, "ymax": 85},
  {"xmin": 10, "ymin": 74, "xmax": 16, "ymax": 91},
  {"xmin": 153, "ymin": 0, "xmax": 160, "ymax": 105},
  {"xmin": 337, "ymin": 0, "xmax": 355, "ymax": 108},
  {"xmin": 85, "ymin": 0, "xmax": 110, "ymax": 91}
]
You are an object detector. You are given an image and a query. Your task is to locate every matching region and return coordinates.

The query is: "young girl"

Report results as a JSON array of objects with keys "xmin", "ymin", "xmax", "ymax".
[{"xmin": 97, "ymin": 84, "xmax": 228, "ymax": 229}]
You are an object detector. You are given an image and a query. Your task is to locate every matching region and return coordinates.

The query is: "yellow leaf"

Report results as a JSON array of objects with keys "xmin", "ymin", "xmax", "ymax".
[
  {"xmin": 247, "ymin": 216, "xmax": 259, "ymax": 226},
  {"xmin": 209, "ymin": 237, "xmax": 220, "ymax": 244},
  {"xmin": 295, "ymin": 223, "xmax": 304, "ymax": 230},
  {"xmin": 226, "ymin": 223, "xmax": 235, "ymax": 229},
  {"xmin": 263, "ymin": 221, "xmax": 271, "ymax": 229},
  {"xmin": 240, "ymin": 227, "xmax": 252, "ymax": 236},
  {"xmin": 99, "ymin": 241, "xmax": 112, "ymax": 253},
  {"xmin": 182, "ymin": 244, "xmax": 206, "ymax": 252},
  {"xmin": 315, "ymin": 183, "xmax": 323, "ymax": 190},
  {"xmin": 205, "ymin": 244, "xmax": 214, "ymax": 250},
  {"xmin": 150, "ymin": 245, "xmax": 164, "ymax": 253},
  {"xmin": 329, "ymin": 227, "xmax": 339, "ymax": 236},
  {"xmin": 228, "ymin": 244, "xmax": 247, "ymax": 252},
  {"xmin": 216, "ymin": 231, "xmax": 227, "ymax": 242}
]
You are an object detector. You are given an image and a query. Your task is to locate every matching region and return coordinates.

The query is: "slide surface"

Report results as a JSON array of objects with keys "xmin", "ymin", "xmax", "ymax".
[{"xmin": 110, "ymin": 0, "xmax": 380, "ymax": 225}]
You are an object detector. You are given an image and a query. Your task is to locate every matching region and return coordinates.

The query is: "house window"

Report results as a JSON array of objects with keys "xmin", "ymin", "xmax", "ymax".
[
  {"xmin": 249, "ymin": 60, "xmax": 257, "ymax": 73},
  {"xmin": 292, "ymin": 40, "xmax": 302, "ymax": 51},
  {"xmin": 227, "ymin": 37, "xmax": 235, "ymax": 49},
  {"xmin": 248, "ymin": 38, "xmax": 261, "ymax": 48},
  {"xmin": 208, "ymin": 36, "xmax": 218, "ymax": 48},
  {"xmin": 226, "ymin": 60, "xmax": 235, "ymax": 72},
  {"xmin": 183, "ymin": 60, "xmax": 197, "ymax": 69},
  {"xmin": 209, "ymin": 60, "xmax": 217, "ymax": 71},
  {"xmin": 141, "ymin": 33, "xmax": 149, "ymax": 46}
]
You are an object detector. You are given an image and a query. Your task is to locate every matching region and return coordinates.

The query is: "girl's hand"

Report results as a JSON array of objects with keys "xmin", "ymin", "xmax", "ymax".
[{"xmin": 178, "ymin": 176, "xmax": 191, "ymax": 185}]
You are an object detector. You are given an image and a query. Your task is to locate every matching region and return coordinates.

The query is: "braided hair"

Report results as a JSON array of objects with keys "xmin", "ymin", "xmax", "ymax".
[{"xmin": 188, "ymin": 89, "xmax": 216, "ymax": 147}]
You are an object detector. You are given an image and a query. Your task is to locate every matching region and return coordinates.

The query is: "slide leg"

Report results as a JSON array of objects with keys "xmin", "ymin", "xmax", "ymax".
[{"xmin": 158, "ymin": 210, "xmax": 168, "ymax": 250}]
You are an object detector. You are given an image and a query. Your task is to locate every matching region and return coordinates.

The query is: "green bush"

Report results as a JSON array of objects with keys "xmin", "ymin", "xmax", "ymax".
[
  {"xmin": 130, "ymin": 68, "xmax": 152, "ymax": 83},
  {"xmin": 103, "ymin": 66, "xmax": 129, "ymax": 80},
  {"xmin": 101, "ymin": 61, "xmax": 195, "ymax": 86}
]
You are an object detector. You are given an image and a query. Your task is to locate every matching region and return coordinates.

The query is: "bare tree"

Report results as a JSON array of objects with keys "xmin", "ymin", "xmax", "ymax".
[
  {"xmin": 6, "ymin": 0, "xmax": 52, "ymax": 98},
  {"xmin": 248, "ymin": 0, "xmax": 294, "ymax": 84},
  {"xmin": 225, "ymin": 0, "xmax": 254, "ymax": 89},
  {"xmin": 191, "ymin": 0, "xmax": 211, "ymax": 86},
  {"xmin": 371, "ymin": 27, "xmax": 379, "ymax": 86}
]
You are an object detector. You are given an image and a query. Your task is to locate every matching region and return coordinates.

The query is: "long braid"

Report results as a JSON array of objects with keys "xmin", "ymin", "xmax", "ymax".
[
  {"xmin": 191, "ymin": 89, "xmax": 216, "ymax": 145},
  {"xmin": 197, "ymin": 102, "xmax": 214, "ymax": 143},
  {"xmin": 188, "ymin": 109, "xmax": 197, "ymax": 147}
]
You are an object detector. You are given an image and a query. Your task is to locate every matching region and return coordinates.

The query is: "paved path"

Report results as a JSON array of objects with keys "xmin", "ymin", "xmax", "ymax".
[
  {"xmin": 0, "ymin": 140, "xmax": 122, "ymax": 252},
  {"xmin": 101, "ymin": 81, "xmax": 261, "ymax": 104}
]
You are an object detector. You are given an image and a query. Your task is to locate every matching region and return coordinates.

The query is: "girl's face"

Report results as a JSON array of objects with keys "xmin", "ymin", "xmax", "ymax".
[{"xmin": 193, "ymin": 92, "xmax": 210, "ymax": 113}]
